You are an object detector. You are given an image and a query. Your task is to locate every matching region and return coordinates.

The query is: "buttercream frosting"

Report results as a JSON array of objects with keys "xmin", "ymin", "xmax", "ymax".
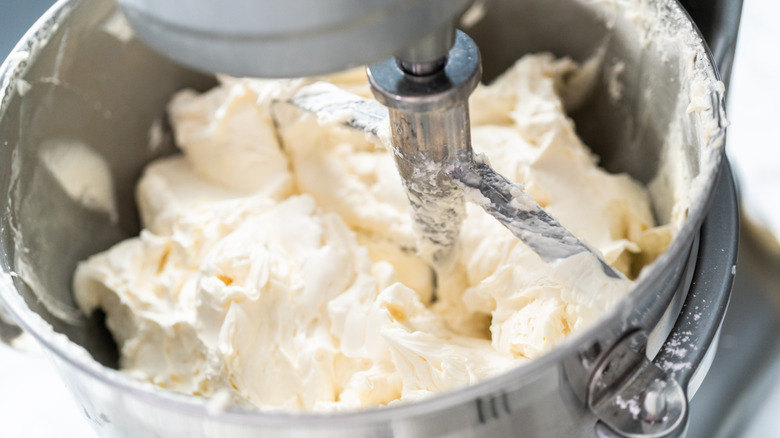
[{"xmin": 73, "ymin": 54, "xmax": 672, "ymax": 411}]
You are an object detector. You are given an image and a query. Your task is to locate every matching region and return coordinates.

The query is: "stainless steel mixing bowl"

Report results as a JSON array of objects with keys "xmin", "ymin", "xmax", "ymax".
[{"xmin": 0, "ymin": 0, "xmax": 737, "ymax": 437}]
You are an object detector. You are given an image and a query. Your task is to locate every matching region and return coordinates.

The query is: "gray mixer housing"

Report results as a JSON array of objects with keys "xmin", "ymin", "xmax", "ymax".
[{"xmin": 115, "ymin": 0, "xmax": 474, "ymax": 77}]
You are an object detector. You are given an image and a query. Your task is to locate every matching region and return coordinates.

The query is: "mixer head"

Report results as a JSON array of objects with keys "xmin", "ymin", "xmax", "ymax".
[{"xmin": 115, "ymin": 0, "xmax": 474, "ymax": 78}]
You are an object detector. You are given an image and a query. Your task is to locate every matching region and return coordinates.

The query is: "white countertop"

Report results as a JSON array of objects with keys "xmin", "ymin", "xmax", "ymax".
[
  {"xmin": 2, "ymin": 0, "xmax": 780, "ymax": 437},
  {"xmin": 728, "ymin": 0, "xmax": 780, "ymax": 241},
  {"xmin": 0, "ymin": 341, "xmax": 96, "ymax": 437}
]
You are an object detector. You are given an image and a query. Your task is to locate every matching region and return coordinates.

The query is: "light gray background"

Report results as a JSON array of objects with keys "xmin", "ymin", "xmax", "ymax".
[{"xmin": 1, "ymin": 0, "xmax": 56, "ymax": 56}]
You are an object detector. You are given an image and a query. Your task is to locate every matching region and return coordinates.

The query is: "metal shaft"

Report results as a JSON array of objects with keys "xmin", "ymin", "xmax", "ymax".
[
  {"xmin": 368, "ymin": 31, "xmax": 481, "ymax": 271},
  {"xmin": 386, "ymin": 104, "xmax": 471, "ymax": 269}
]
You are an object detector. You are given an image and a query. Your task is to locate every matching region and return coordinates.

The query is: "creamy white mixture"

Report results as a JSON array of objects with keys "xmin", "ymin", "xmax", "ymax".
[
  {"xmin": 73, "ymin": 54, "xmax": 672, "ymax": 412},
  {"xmin": 39, "ymin": 138, "xmax": 118, "ymax": 224}
]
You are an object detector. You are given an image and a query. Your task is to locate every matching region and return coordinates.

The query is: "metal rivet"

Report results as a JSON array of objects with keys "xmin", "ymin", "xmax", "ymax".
[{"xmin": 641, "ymin": 381, "xmax": 668, "ymax": 422}]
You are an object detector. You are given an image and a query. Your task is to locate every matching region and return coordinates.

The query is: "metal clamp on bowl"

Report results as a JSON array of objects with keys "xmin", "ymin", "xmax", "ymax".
[{"xmin": 589, "ymin": 330, "xmax": 689, "ymax": 437}]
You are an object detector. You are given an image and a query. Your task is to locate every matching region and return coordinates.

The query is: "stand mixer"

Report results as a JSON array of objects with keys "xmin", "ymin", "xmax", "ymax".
[
  {"xmin": 116, "ymin": 0, "xmax": 623, "ymax": 280},
  {"xmin": 0, "ymin": 0, "xmax": 737, "ymax": 436}
]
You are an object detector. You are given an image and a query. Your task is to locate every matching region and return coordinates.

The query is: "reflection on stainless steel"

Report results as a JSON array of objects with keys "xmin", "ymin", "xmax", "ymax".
[{"xmin": 0, "ymin": 0, "xmax": 734, "ymax": 437}]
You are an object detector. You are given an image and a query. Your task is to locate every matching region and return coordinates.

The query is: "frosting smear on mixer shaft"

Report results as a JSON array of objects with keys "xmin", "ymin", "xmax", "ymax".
[{"xmin": 73, "ymin": 54, "xmax": 675, "ymax": 412}]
